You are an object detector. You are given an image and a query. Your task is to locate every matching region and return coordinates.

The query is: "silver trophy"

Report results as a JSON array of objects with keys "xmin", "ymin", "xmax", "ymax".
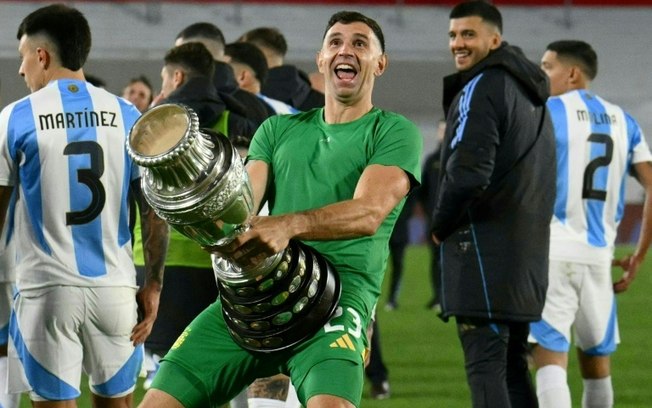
[{"xmin": 127, "ymin": 104, "xmax": 341, "ymax": 352}]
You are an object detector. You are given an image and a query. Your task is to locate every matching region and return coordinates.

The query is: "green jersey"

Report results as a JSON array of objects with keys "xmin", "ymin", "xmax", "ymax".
[{"xmin": 248, "ymin": 107, "xmax": 422, "ymax": 316}]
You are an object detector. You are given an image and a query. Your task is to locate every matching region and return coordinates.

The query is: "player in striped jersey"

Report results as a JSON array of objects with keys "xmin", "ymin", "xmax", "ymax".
[
  {"xmin": 0, "ymin": 5, "xmax": 168, "ymax": 406},
  {"xmin": 529, "ymin": 40, "xmax": 652, "ymax": 408}
]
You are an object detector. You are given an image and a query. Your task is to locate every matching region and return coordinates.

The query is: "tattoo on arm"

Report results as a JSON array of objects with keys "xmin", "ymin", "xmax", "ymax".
[
  {"xmin": 247, "ymin": 376, "xmax": 290, "ymax": 400},
  {"xmin": 132, "ymin": 179, "xmax": 168, "ymax": 286}
]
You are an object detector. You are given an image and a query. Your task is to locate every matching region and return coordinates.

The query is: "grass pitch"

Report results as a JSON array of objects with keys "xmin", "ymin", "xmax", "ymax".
[{"xmin": 20, "ymin": 244, "xmax": 651, "ymax": 407}]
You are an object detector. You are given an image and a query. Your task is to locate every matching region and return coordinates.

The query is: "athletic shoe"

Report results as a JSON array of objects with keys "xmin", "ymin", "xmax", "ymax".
[{"xmin": 370, "ymin": 380, "xmax": 391, "ymax": 400}]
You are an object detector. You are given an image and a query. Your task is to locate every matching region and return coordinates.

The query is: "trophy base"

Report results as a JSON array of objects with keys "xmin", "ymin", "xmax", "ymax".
[{"xmin": 219, "ymin": 240, "xmax": 341, "ymax": 352}]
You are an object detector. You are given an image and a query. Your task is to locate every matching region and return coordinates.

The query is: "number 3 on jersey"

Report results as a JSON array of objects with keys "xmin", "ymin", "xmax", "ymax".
[
  {"xmin": 582, "ymin": 133, "xmax": 613, "ymax": 201},
  {"xmin": 64, "ymin": 141, "xmax": 106, "ymax": 225}
]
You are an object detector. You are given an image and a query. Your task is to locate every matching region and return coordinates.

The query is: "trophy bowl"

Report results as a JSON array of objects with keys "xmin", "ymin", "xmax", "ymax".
[{"xmin": 126, "ymin": 103, "xmax": 341, "ymax": 352}]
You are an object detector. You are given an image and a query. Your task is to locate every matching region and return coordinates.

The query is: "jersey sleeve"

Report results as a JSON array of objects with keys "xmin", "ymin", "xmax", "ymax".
[
  {"xmin": 247, "ymin": 115, "xmax": 278, "ymax": 164},
  {"xmin": 0, "ymin": 103, "xmax": 18, "ymax": 187},
  {"xmin": 626, "ymin": 112, "xmax": 652, "ymax": 165},
  {"xmin": 368, "ymin": 112, "xmax": 423, "ymax": 190}
]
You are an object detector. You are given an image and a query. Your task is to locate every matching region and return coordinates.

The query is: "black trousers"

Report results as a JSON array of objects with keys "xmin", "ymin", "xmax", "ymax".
[
  {"xmin": 365, "ymin": 319, "xmax": 388, "ymax": 385},
  {"xmin": 456, "ymin": 317, "xmax": 537, "ymax": 408},
  {"xmin": 387, "ymin": 241, "xmax": 407, "ymax": 304}
]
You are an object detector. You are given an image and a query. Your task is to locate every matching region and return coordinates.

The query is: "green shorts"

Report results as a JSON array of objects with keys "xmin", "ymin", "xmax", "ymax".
[{"xmin": 151, "ymin": 295, "xmax": 370, "ymax": 407}]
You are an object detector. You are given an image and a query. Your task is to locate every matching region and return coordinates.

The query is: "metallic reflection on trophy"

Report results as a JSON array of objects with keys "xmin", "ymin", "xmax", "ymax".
[{"xmin": 127, "ymin": 104, "xmax": 341, "ymax": 352}]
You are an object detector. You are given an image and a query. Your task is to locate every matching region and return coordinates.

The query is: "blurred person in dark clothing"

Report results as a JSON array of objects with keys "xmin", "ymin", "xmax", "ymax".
[
  {"xmin": 158, "ymin": 42, "xmax": 256, "ymax": 138},
  {"xmin": 417, "ymin": 118, "xmax": 446, "ymax": 312},
  {"xmin": 175, "ymin": 22, "xmax": 270, "ymax": 127},
  {"xmin": 238, "ymin": 27, "xmax": 325, "ymax": 111},
  {"xmin": 384, "ymin": 193, "xmax": 416, "ymax": 311},
  {"xmin": 224, "ymin": 41, "xmax": 300, "ymax": 116}
]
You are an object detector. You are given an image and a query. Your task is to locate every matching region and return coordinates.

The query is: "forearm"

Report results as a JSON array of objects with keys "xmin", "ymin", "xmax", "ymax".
[
  {"xmin": 634, "ymin": 187, "xmax": 652, "ymax": 260},
  {"xmin": 632, "ymin": 161, "xmax": 652, "ymax": 260},
  {"xmin": 140, "ymin": 204, "xmax": 168, "ymax": 287},
  {"xmin": 132, "ymin": 178, "xmax": 168, "ymax": 287},
  {"xmin": 280, "ymin": 196, "xmax": 392, "ymax": 241}
]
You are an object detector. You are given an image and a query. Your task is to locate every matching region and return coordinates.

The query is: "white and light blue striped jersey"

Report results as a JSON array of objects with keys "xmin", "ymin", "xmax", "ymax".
[
  {"xmin": 257, "ymin": 94, "xmax": 300, "ymax": 115},
  {"xmin": 0, "ymin": 79, "xmax": 141, "ymax": 290},
  {"xmin": 549, "ymin": 89, "xmax": 652, "ymax": 265}
]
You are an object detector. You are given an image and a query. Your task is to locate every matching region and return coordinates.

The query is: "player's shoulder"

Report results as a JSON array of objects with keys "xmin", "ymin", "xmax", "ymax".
[
  {"xmin": 0, "ymin": 92, "xmax": 41, "ymax": 129},
  {"xmin": 372, "ymin": 108, "xmax": 420, "ymax": 135}
]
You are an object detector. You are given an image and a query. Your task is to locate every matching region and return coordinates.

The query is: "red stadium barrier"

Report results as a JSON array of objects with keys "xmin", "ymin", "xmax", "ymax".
[{"xmin": 17, "ymin": 0, "xmax": 652, "ymax": 6}]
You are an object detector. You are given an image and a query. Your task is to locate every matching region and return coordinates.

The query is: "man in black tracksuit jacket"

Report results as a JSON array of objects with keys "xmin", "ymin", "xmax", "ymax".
[{"xmin": 431, "ymin": 2, "xmax": 555, "ymax": 407}]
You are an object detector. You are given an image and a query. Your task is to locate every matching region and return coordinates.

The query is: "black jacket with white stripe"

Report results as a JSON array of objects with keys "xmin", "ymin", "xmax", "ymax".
[{"xmin": 432, "ymin": 43, "xmax": 556, "ymax": 322}]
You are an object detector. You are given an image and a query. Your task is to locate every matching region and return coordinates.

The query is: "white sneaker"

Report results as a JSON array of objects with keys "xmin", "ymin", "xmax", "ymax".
[{"xmin": 142, "ymin": 353, "xmax": 161, "ymax": 390}]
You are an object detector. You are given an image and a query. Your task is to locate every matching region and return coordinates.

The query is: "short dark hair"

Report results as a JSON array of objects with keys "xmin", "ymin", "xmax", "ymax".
[
  {"xmin": 323, "ymin": 11, "xmax": 385, "ymax": 53},
  {"xmin": 450, "ymin": 1, "xmax": 503, "ymax": 34},
  {"xmin": 17, "ymin": 4, "xmax": 91, "ymax": 71},
  {"xmin": 164, "ymin": 42, "xmax": 215, "ymax": 79},
  {"xmin": 225, "ymin": 42, "xmax": 269, "ymax": 86},
  {"xmin": 237, "ymin": 27, "xmax": 288, "ymax": 58},
  {"xmin": 128, "ymin": 75, "xmax": 154, "ymax": 93},
  {"xmin": 176, "ymin": 22, "xmax": 225, "ymax": 47},
  {"xmin": 547, "ymin": 40, "xmax": 598, "ymax": 80}
]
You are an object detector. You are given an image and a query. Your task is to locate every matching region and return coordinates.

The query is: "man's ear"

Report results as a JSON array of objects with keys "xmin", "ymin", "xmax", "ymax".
[
  {"xmin": 569, "ymin": 65, "xmax": 582, "ymax": 83},
  {"xmin": 237, "ymin": 69, "xmax": 255, "ymax": 90},
  {"xmin": 375, "ymin": 53, "xmax": 388, "ymax": 77},
  {"xmin": 37, "ymin": 47, "xmax": 50, "ymax": 70},
  {"xmin": 316, "ymin": 51, "xmax": 326, "ymax": 74},
  {"xmin": 490, "ymin": 32, "xmax": 502, "ymax": 50},
  {"xmin": 173, "ymin": 69, "xmax": 185, "ymax": 88},
  {"xmin": 240, "ymin": 69, "xmax": 252, "ymax": 84}
]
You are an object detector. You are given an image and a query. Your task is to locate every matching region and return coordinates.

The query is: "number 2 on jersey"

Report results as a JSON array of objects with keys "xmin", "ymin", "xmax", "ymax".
[{"xmin": 582, "ymin": 133, "xmax": 613, "ymax": 201}]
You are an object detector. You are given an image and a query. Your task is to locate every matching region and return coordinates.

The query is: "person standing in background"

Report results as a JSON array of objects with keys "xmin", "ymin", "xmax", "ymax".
[
  {"xmin": 237, "ymin": 27, "xmax": 325, "ymax": 111},
  {"xmin": 418, "ymin": 118, "xmax": 446, "ymax": 313},
  {"xmin": 174, "ymin": 22, "xmax": 270, "ymax": 127},
  {"xmin": 529, "ymin": 40, "xmax": 652, "ymax": 408},
  {"xmin": 122, "ymin": 75, "xmax": 154, "ymax": 113},
  {"xmin": 224, "ymin": 41, "xmax": 300, "ymax": 116},
  {"xmin": 384, "ymin": 194, "xmax": 416, "ymax": 311},
  {"xmin": 430, "ymin": 2, "xmax": 555, "ymax": 407}
]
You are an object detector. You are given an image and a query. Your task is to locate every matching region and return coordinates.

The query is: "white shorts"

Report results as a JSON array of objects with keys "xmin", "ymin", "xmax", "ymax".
[
  {"xmin": 8, "ymin": 286, "xmax": 143, "ymax": 401},
  {"xmin": 0, "ymin": 281, "xmax": 15, "ymax": 345},
  {"xmin": 529, "ymin": 260, "xmax": 620, "ymax": 355}
]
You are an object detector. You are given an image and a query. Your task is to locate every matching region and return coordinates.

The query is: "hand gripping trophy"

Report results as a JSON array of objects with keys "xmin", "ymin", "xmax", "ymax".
[{"xmin": 127, "ymin": 104, "xmax": 341, "ymax": 352}]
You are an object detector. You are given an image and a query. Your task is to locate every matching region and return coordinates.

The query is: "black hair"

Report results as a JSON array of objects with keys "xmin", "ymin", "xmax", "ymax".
[
  {"xmin": 323, "ymin": 11, "xmax": 385, "ymax": 53},
  {"xmin": 176, "ymin": 22, "xmax": 225, "ymax": 47},
  {"xmin": 449, "ymin": 1, "xmax": 503, "ymax": 34},
  {"xmin": 237, "ymin": 27, "xmax": 288, "ymax": 57},
  {"xmin": 547, "ymin": 40, "xmax": 598, "ymax": 80},
  {"xmin": 128, "ymin": 75, "xmax": 154, "ymax": 94},
  {"xmin": 126, "ymin": 75, "xmax": 154, "ymax": 104},
  {"xmin": 17, "ymin": 4, "xmax": 91, "ymax": 71},
  {"xmin": 164, "ymin": 42, "xmax": 215, "ymax": 79},
  {"xmin": 225, "ymin": 42, "xmax": 269, "ymax": 86}
]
